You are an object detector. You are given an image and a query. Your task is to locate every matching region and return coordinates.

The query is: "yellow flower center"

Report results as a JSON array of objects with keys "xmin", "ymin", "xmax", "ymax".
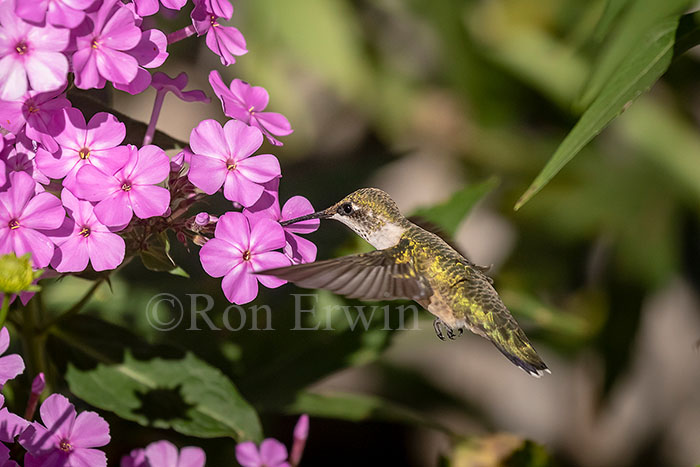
[
  {"xmin": 59, "ymin": 439, "xmax": 72, "ymax": 452},
  {"xmin": 8, "ymin": 219, "xmax": 20, "ymax": 230},
  {"xmin": 79, "ymin": 148, "xmax": 90, "ymax": 159},
  {"xmin": 242, "ymin": 250, "xmax": 251, "ymax": 261},
  {"xmin": 121, "ymin": 182, "xmax": 132, "ymax": 192},
  {"xmin": 79, "ymin": 227, "xmax": 91, "ymax": 238},
  {"xmin": 15, "ymin": 41, "xmax": 28, "ymax": 55}
]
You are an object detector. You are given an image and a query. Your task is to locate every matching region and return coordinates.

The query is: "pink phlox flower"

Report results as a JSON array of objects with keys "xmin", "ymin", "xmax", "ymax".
[
  {"xmin": 190, "ymin": 0, "xmax": 246, "ymax": 66},
  {"xmin": 151, "ymin": 72, "xmax": 210, "ymax": 103},
  {"xmin": 0, "ymin": 0, "xmax": 69, "ymax": 100},
  {"xmin": 71, "ymin": 0, "xmax": 142, "ymax": 90},
  {"xmin": 48, "ymin": 188, "xmax": 125, "ymax": 272},
  {"xmin": 0, "ymin": 89, "xmax": 70, "ymax": 153},
  {"xmin": 0, "ymin": 327, "xmax": 25, "ymax": 386},
  {"xmin": 188, "ymin": 119, "xmax": 280, "ymax": 207},
  {"xmin": 209, "ymin": 71, "xmax": 293, "ymax": 146},
  {"xmin": 203, "ymin": 0, "xmax": 233, "ymax": 20},
  {"xmin": 244, "ymin": 178, "xmax": 318, "ymax": 264},
  {"xmin": 2, "ymin": 135, "xmax": 50, "ymax": 187},
  {"xmin": 19, "ymin": 393, "xmax": 110, "ymax": 467},
  {"xmin": 0, "ymin": 392, "xmax": 29, "ymax": 467},
  {"xmin": 73, "ymin": 144, "xmax": 170, "ymax": 227},
  {"xmin": 200, "ymin": 211, "xmax": 289, "ymax": 304},
  {"xmin": 113, "ymin": 28, "xmax": 169, "ymax": 95},
  {"xmin": 132, "ymin": 0, "xmax": 188, "ymax": 17},
  {"xmin": 120, "ymin": 440, "xmax": 206, "ymax": 467},
  {"xmin": 0, "ymin": 171, "xmax": 64, "ymax": 267},
  {"xmin": 35, "ymin": 107, "xmax": 130, "ymax": 189},
  {"xmin": 235, "ymin": 439, "xmax": 290, "ymax": 467},
  {"xmin": 14, "ymin": 0, "xmax": 96, "ymax": 29}
]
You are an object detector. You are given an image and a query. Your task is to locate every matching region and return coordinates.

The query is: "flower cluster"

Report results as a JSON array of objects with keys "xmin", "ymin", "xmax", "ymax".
[
  {"xmin": 0, "ymin": 326, "xmax": 210, "ymax": 466},
  {"xmin": 1, "ymin": 0, "xmax": 315, "ymax": 307}
]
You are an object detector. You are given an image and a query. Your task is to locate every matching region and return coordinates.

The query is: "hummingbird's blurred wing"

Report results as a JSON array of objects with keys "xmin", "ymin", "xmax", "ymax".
[{"xmin": 257, "ymin": 248, "xmax": 432, "ymax": 301}]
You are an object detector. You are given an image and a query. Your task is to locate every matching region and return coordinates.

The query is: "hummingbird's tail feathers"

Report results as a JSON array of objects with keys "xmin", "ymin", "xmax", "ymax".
[{"xmin": 490, "ymin": 339, "xmax": 550, "ymax": 377}]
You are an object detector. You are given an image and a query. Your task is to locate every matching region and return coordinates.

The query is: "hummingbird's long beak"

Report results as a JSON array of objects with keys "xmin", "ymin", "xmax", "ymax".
[{"xmin": 280, "ymin": 208, "xmax": 333, "ymax": 226}]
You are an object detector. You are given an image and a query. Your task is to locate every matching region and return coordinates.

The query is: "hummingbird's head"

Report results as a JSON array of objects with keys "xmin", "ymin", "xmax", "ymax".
[{"xmin": 281, "ymin": 188, "xmax": 409, "ymax": 249}]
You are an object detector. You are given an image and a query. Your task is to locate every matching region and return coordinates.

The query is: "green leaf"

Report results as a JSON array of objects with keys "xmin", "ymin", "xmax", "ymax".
[
  {"xmin": 285, "ymin": 391, "xmax": 454, "ymax": 434},
  {"xmin": 590, "ymin": 0, "xmax": 635, "ymax": 44},
  {"xmin": 412, "ymin": 177, "xmax": 499, "ymax": 236},
  {"xmin": 140, "ymin": 232, "xmax": 188, "ymax": 277},
  {"xmin": 450, "ymin": 434, "xmax": 554, "ymax": 467},
  {"xmin": 51, "ymin": 317, "xmax": 262, "ymax": 441},
  {"xmin": 515, "ymin": 14, "xmax": 700, "ymax": 210},
  {"xmin": 576, "ymin": 0, "xmax": 694, "ymax": 109}
]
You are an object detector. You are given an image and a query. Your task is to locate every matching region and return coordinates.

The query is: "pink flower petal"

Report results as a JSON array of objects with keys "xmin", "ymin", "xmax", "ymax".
[
  {"xmin": 188, "ymin": 155, "xmax": 226, "ymax": 195},
  {"xmin": 129, "ymin": 29, "xmax": 168, "ymax": 68},
  {"xmin": 129, "ymin": 185, "xmax": 169, "ymax": 219},
  {"xmin": 73, "ymin": 165, "xmax": 118, "ymax": 202},
  {"xmin": 236, "ymin": 154, "xmax": 280, "ymax": 184},
  {"xmin": 53, "ymin": 235, "xmax": 89, "ymax": 272},
  {"xmin": 85, "ymin": 112, "xmax": 126, "ymax": 150},
  {"xmin": 255, "ymin": 112, "xmax": 293, "ymax": 137},
  {"xmin": 25, "ymin": 51, "xmax": 68, "ymax": 93},
  {"xmin": 70, "ymin": 410, "xmax": 110, "ymax": 448},
  {"xmin": 72, "ymin": 49, "xmax": 104, "ymax": 90},
  {"xmin": 200, "ymin": 238, "xmax": 243, "ymax": 278},
  {"xmin": 10, "ymin": 227, "xmax": 55, "ymax": 268},
  {"xmin": 214, "ymin": 211, "xmax": 250, "ymax": 248},
  {"xmin": 95, "ymin": 48, "xmax": 139, "ymax": 86},
  {"xmin": 284, "ymin": 233, "xmax": 317, "ymax": 264},
  {"xmin": 0, "ymin": 407, "xmax": 30, "ymax": 444},
  {"xmin": 38, "ymin": 394, "xmax": 75, "ymax": 439},
  {"xmin": 177, "ymin": 446, "xmax": 206, "ymax": 467},
  {"xmin": 0, "ymin": 172, "xmax": 35, "ymax": 216},
  {"xmin": 21, "ymin": 192, "xmax": 64, "ymax": 230},
  {"xmin": 0, "ymin": 328, "xmax": 9, "ymax": 355},
  {"xmin": 131, "ymin": 145, "xmax": 169, "ymax": 184},
  {"xmin": 282, "ymin": 196, "xmax": 319, "ymax": 234},
  {"xmin": 0, "ymin": 354, "xmax": 24, "ymax": 385},
  {"xmin": 248, "ymin": 217, "xmax": 285, "ymax": 252},
  {"xmin": 223, "ymin": 120, "xmax": 263, "ymax": 161},
  {"xmin": 69, "ymin": 448, "xmax": 108, "ymax": 467},
  {"xmin": 145, "ymin": 440, "xmax": 178, "ymax": 465},
  {"xmin": 87, "ymin": 231, "xmax": 125, "ymax": 271},
  {"xmin": 221, "ymin": 263, "xmax": 258, "ymax": 305},
  {"xmin": 94, "ymin": 191, "xmax": 133, "ymax": 226},
  {"xmin": 189, "ymin": 119, "xmax": 228, "ymax": 160},
  {"xmin": 0, "ymin": 57, "xmax": 28, "ymax": 101},
  {"xmin": 252, "ymin": 251, "xmax": 290, "ymax": 288},
  {"xmin": 223, "ymin": 172, "xmax": 264, "ymax": 207},
  {"xmin": 259, "ymin": 438, "xmax": 289, "ymax": 465},
  {"xmin": 235, "ymin": 441, "xmax": 261, "ymax": 467}
]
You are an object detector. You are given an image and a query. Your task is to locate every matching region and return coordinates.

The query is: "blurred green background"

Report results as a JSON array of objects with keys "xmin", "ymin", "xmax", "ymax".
[{"xmin": 35, "ymin": 0, "xmax": 700, "ymax": 465}]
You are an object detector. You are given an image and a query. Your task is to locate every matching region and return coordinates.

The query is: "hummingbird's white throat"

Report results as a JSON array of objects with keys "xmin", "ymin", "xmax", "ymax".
[{"xmin": 330, "ymin": 212, "xmax": 406, "ymax": 250}]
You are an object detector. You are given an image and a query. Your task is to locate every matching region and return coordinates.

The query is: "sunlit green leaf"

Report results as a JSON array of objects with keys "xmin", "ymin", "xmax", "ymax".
[{"xmin": 515, "ymin": 16, "xmax": 700, "ymax": 210}]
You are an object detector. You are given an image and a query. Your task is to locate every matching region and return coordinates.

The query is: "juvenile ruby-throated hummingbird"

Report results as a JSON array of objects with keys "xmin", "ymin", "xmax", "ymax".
[{"xmin": 259, "ymin": 188, "xmax": 549, "ymax": 377}]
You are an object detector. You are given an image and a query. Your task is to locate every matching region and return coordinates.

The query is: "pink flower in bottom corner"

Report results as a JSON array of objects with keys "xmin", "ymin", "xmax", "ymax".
[
  {"xmin": 74, "ymin": 144, "xmax": 171, "ymax": 227},
  {"xmin": 19, "ymin": 393, "xmax": 110, "ymax": 467},
  {"xmin": 121, "ymin": 440, "xmax": 206, "ymax": 467},
  {"xmin": 48, "ymin": 188, "xmax": 125, "ymax": 273},
  {"xmin": 200, "ymin": 211, "xmax": 289, "ymax": 305},
  {"xmin": 236, "ymin": 439, "xmax": 290, "ymax": 467}
]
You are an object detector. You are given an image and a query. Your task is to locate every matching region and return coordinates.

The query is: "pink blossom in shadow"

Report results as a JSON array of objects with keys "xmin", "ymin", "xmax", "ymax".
[
  {"xmin": 15, "ymin": 0, "xmax": 96, "ymax": 29},
  {"xmin": 191, "ymin": 0, "xmax": 246, "ymax": 66},
  {"xmin": 20, "ymin": 394, "xmax": 110, "ymax": 467},
  {"xmin": 35, "ymin": 108, "xmax": 129, "ymax": 189},
  {"xmin": 48, "ymin": 188, "xmax": 125, "ymax": 272}
]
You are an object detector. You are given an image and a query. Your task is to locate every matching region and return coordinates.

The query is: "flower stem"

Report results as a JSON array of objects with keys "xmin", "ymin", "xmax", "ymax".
[
  {"xmin": 167, "ymin": 24, "xmax": 197, "ymax": 44},
  {"xmin": 143, "ymin": 91, "xmax": 166, "ymax": 146},
  {"xmin": 39, "ymin": 279, "xmax": 105, "ymax": 334},
  {"xmin": 0, "ymin": 294, "xmax": 9, "ymax": 329}
]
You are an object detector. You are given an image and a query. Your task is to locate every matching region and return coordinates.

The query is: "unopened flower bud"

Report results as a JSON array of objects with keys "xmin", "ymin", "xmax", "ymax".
[
  {"xmin": 0, "ymin": 253, "xmax": 42, "ymax": 294},
  {"xmin": 195, "ymin": 212, "xmax": 210, "ymax": 226}
]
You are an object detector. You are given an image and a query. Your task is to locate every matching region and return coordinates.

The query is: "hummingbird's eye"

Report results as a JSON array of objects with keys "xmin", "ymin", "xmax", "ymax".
[{"xmin": 340, "ymin": 203, "xmax": 353, "ymax": 215}]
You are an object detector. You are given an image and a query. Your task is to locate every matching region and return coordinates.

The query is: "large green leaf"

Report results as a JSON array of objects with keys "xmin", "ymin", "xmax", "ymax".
[
  {"xmin": 590, "ymin": 0, "xmax": 635, "ymax": 44},
  {"xmin": 515, "ymin": 14, "xmax": 700, "ymax": 210},
  {"xmin": 51, "ymin": 317, "xmax": 262, "ymax": 441},
  {"xmin": 576, "ymin": 0, "xmax": 694, "ymax": 108}
]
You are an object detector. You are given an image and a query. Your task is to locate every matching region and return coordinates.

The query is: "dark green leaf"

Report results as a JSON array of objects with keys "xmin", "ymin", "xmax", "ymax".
[
  {"xmin": 50, "ymin": 317, "xmax": 262, "ymax": 441},
  {"xmin": 140, "ymin": 232, "xmax": 189, "ymax": 277}
]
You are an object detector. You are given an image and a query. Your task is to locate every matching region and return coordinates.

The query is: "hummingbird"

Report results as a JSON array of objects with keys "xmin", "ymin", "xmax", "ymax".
[{"xmin": 259, "ymin": 188, "xmax": 549, "ymax": 377}]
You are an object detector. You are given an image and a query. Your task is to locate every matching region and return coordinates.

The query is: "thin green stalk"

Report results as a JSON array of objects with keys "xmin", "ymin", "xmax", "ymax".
[
  {"xmin": 40, "ymin": 279, "xmax": 105, "ymax": 335},
  {"xmin": 0, "ymin": 293, "xmax": 9, "ymax": 329}
]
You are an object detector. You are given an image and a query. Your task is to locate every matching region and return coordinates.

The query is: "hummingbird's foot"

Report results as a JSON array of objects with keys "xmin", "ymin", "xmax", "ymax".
[
  {"xmin": 433, "ymin": 318, "xmax": 446, "ymax": 341},
  {"xmin": 434, "ymin": 318, "xmax": 460, "ymax": 341}
]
